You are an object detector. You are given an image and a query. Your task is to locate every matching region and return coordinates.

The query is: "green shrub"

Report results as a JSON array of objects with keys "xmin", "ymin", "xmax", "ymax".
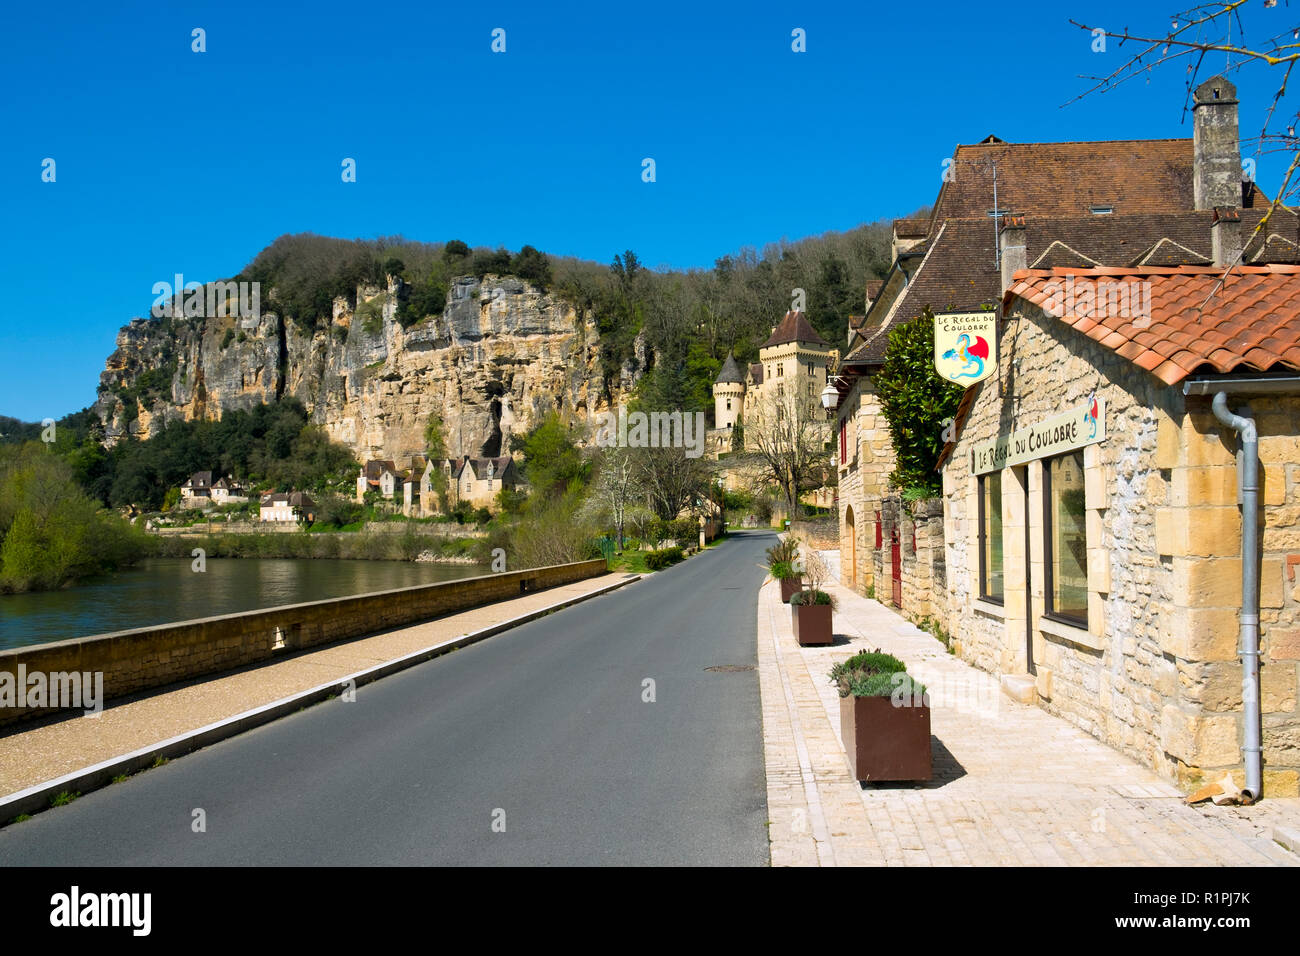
[
  {"xmin": 769, "ymin": 560, "xmax": 798, "ymax": 581},
  {"xmin": 645, "ymin": 546, "xmax": 684, "ymax": 570},
  {"xmin": 790, "ymin": 588, "xmax": 835, "ymax": 609},
  {"xmin": 828, "ymin": 649, "xmax": 925, "ymax": 699},
  {"xmin": 873, "ymin": 309, "xmax": 965, "ymax": 495},
  {"xmin": 765, "ymin": 536, "xmax": 799, "ymax": 568},
  {"xmin": 220, "ymin": 328, "xmax": 235, "ymax": 350}
]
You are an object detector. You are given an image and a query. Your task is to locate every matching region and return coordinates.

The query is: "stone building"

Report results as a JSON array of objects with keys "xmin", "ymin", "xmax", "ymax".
[
  {"xmin": 180, "ymin": 471, "xmax": 213, "ymax": 502},
  {"xmin": 938, "ymin": 252, "xmax": 1300, "ymax": 797},
  {"xmin": 709, "ymin": 310, "xmax": 838, "ymax": 453},
  {"xmin": 448, "ymin": 455, "xmax": 518, "ymax": 510},
  {"xmin": 259, "ymin": 491, "xmax": 316, "ymax": 524},
  {"xmin": 209, "ymin": 476, "xmax": 248, "ymax": 504},
  {"xmin": 830, "ymin": 75, "xmax": 1282, "ymax": 603}
]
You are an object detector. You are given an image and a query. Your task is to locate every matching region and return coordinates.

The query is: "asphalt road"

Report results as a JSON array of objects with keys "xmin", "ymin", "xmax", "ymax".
[{"xmin": 0, "ymin": 532, "xmax": 774, "ymax": 866}]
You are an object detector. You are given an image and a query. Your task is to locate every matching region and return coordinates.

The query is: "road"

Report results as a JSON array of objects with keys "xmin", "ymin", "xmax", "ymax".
[{"xmin": 0, "ymin": 532, "xmax": 773, "ymax": 866}]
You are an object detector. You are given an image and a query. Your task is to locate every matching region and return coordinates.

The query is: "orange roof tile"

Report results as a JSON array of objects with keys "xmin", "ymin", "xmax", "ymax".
[{"xmin": 1006, "ymin": 265, "xmax": 1300, "ymax": 384}]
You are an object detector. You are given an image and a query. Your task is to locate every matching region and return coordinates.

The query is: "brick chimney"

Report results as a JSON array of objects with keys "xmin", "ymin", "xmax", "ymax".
[
  {"xmin": 1192, "ymin": 76, "xmax": 1241, "ymax": 211},
  {"xmin": 1212, "ymin": 205, "xmax": 1243, "ymax": 267},
  {"xmin": 999, "ymin": 215, "xmax": 1027, "ymax": 294}
]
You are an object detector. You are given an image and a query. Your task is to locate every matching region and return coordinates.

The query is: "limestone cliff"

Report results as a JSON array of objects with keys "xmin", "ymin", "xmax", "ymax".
[{"xmin": 95, "ymin": 275, "xmax": 644, "ymax": 463}]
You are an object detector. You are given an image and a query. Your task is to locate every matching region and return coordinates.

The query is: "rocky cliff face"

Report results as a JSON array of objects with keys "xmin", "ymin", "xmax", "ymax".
[{"xmin": 95, "ymin": 276, "xmax": 644, "ymax": 463}]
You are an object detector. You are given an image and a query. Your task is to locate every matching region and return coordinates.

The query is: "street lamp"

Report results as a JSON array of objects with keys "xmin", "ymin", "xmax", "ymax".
[{"xmin": 820, "ymin": 381, "xmax": 840, "ymax": 411}]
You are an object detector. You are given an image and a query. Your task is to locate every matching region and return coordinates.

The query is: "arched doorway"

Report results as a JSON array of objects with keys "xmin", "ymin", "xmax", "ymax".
[{"xmin": 845, "ymin": 505, "xmax": 857, "ymax": 590}]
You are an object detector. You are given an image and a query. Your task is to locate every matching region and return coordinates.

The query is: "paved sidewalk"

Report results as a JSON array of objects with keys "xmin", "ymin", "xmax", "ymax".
[
  {"xmin": 760, "ymin": 574, "xmax": 1300, "ymax": 866},
  {"xmin": 0, "ymin": 573, "xmax": 635, "ymax": 799}
]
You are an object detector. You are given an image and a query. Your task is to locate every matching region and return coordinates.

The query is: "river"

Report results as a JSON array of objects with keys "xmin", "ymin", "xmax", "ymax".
[{"xmin": 0, "ymin": 558, "xmax": 486, "ymax": 651}]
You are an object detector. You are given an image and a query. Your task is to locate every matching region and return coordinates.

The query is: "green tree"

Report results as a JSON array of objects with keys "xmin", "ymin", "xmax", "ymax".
[
  {"xmin": 873, "ymin": 309, "xmax": 965, "ymax": 495},
  {"xmin": 520, "ymin": 413, "xmax": 588, "ymax": 499}
]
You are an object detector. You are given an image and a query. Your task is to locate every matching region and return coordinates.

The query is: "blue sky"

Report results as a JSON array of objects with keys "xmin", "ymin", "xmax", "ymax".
[{"xmin": 0, "ymin": 0, "xmax": 1291, "ymax": 421}]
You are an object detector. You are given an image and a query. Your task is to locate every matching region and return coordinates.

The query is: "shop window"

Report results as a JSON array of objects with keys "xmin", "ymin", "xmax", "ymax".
[
  {"xmin": 978, "ymin": 470, "xmax": 1004, "ymax": 603},
  {"xmin": 1044, "ymin": 451, "xmax": 1088, "ymax": 625}
]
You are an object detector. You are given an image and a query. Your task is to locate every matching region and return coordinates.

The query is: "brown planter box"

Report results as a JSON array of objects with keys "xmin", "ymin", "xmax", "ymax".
[
  {"xmin": 779, "ymin": 576, "xmax": 803, "ymax": 603},
  {"xmin": 792, "ymin": 602, "xmax": 833, "ymax": 646},
  {"xmin": 840, "ymin": 693, "xmax": 932, "ymax": 782}
]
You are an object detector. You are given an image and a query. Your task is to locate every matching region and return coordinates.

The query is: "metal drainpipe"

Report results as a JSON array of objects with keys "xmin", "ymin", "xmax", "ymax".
[{"xmin": 1211, "ymin": 391, "xmax": 1262, "ymax": 800}]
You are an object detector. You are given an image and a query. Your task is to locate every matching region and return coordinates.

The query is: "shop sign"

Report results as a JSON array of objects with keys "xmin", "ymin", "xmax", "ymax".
[
  {"xmin": 972, "ymin": 396, "xmax": 1105, "ymax": 474},
  {"xmin": 934, "ymin": 312, "xmax": 996, "ymax": 385}
]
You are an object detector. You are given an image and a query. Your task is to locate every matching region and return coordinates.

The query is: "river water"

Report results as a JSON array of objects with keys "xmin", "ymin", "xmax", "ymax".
[{"xmin": 0, "ymin": 558, "xmax": 486, "ymax": 651}]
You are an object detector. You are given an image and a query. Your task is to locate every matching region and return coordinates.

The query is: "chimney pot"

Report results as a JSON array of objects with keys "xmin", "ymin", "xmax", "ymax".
[{"xmin": 1193, "ymin": 76, "xmax": 1242, "ymax": 211}]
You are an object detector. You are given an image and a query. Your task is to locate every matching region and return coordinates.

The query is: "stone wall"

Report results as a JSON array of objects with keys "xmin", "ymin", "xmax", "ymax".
[
  {"xmin": 837, "ymin": 377, "xmax": 895, "ymax": 595},
  {"xmin": 0, "ymin": 559, "xmax": 607, "ymax": 727},
  {"xmin": 940, "ymin": 295, "xmax": 1300, "ymax": 795},
  {"xmin": 871, "ymin": 496, "xmax": 945, "ymax": 617},
  {"xmin": 790, "ymin": 517, "xmax": 838, "ymax": 550}
]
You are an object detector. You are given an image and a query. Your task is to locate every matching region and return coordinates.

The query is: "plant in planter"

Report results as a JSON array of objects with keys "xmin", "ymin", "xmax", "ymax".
[
  {"xmin": 766, "ymin": 536, "xmax": 802, "ymax": 602},
  {"xmin": 829, "ymin": 649, "xmax": 931, "ymax": 782},
  {"xmin": 790, "ymin": 549, "xmax": 835, "ymax": 646}
]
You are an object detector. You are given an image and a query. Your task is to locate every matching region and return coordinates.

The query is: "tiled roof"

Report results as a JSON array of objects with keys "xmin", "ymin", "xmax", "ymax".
[
  {"xmin": 748, "ymin": 362, "xmax": 764, "ymax": 385},
  {"xmin": 893, "ymin": 219, "xmax": 929, "ymax": 238},
  {"xmin": 715, "ymin": 351, "xmax": 745, "ymax": 384},
  {"xmin": 458, "ymin": 456, "xmax": 513, "ymax": 480},
  {"xmin": 931, "ymin": 139, "xmax": 1213, "ymax": 222},
  {"xmin": 844, "ymin": 208, "xmax": 1300, "ymax": 367},
  {"xmin": 864, "ymin": 281, "xmax": 884, "ymax": 302},
  {"xmin": 1007, "ymin": 264, "xmax": 1300, "ymax": 385},
  {"xmin": 762, "ymin": 310, "xmax": 829, "ymax": 349}
]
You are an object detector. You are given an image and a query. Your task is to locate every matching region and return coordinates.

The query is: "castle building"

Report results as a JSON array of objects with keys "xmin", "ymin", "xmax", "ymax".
[{"xmin": 710, "ymin": 310, "xmax": 838, "ymax": 453}]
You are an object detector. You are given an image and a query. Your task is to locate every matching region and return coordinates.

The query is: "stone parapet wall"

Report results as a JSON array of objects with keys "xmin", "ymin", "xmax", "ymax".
[{"xmin": 0, "ymin": 559, "xmax": 607, "ymax": 727}]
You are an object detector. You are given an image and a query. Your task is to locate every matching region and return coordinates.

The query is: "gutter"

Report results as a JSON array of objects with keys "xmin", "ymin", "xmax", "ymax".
[{"xmin": 1181, "ymin": 374, "xmax": 1300, "ymax": 800}]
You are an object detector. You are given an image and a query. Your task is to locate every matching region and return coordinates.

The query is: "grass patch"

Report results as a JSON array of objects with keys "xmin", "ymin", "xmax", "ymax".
[
  {"xmin": 111, "ymin": 773, "xmax": 129, "ymax": 784},
  {"xmin": 913, "ymin": 614, "xmax": 955, "ymax": 654},
  {"xmin": 609, "ymin": 550, "xmax": 652, "ymax": 574},
  {"xmin": 49, "ymin": 790, "xmax": 80, "ymax": 807},
  {"xmin": 151, "ymin": 756, "xmax": 169, "ymax": 769},
  {"xmin": 11, "ymin": 814, "xmax": 31, "ymax": 824}
]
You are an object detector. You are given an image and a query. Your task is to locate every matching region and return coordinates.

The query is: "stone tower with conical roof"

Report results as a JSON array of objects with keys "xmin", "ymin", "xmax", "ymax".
[{"xmin": 713, "ymin": 350, "xmax": 746, "ymax": 430}]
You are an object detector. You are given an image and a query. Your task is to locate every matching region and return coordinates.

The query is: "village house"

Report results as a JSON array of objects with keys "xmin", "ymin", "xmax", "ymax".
[
  {"xmin": 259, "ymin": 491, "xmax": 317, "ymax": 524},
  {"xmin": 937, "ymin": 247, "xmax": 1300, "ymax": 797},
  {"xmin": 180, "ymin": 471, "xmax": 213, "ymax": 502},
  {"xmin": 830, "ymin": 76, "xmax": 1285, "ymax": 605},
  {"xmin": 448, "ymin": 455, "xmax": 518, "ymax": 510},
  {"xmin": 209, "ymin": 476, "xmax": 248, "ymax": 504},
  {"xmin": 824, "ymin": 75, "xmax": 1300, "ymax": 796},
  {"xmin": 356, "ymin": 459, "xmax": 403, "ymax": 502},
  {"xmin": 358, "ymin": 454, "xmax": 520, "ymax": 516}
]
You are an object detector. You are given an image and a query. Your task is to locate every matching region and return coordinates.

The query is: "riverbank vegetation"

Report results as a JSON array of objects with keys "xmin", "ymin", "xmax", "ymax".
[
  {"xmin": 150, "ymin": 527, "xmax": 479, "ymax": 563},
  {"xmin": 0, "ymin": 442, "xmax": 148, "ymax": 593}
]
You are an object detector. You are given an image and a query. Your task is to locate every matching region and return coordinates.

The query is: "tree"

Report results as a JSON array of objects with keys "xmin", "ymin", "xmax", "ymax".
[
  {"xmin": 520, "ymin": 412, "xmax": 588, "ymax": 498},
  {"xmin": 423, "ymin": 412, "xmax": 451, "ymax": 510},
  {"xmin": 746, "ymin": 385, "xmax": 831, "ymax": 519},
  {"xmin": 873, "ymin": 310, "xmax": 964, "ymax": 495},
  {"xmin": 592, "ymin": 447, "xmax": 641, "ymax": 547},
  {"xmin": 632, "ymin": 445, "xmax": 710, "ymax": 521},
  {"xmin": 511, "ymin": 245, "xmax": 552, "ymax": 290}
]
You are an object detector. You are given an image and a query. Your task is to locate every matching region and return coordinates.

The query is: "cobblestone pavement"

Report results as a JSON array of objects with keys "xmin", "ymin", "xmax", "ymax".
[{"xmin": 759, "ymin": 574, "xmax": 1300, "ymax": 866}]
